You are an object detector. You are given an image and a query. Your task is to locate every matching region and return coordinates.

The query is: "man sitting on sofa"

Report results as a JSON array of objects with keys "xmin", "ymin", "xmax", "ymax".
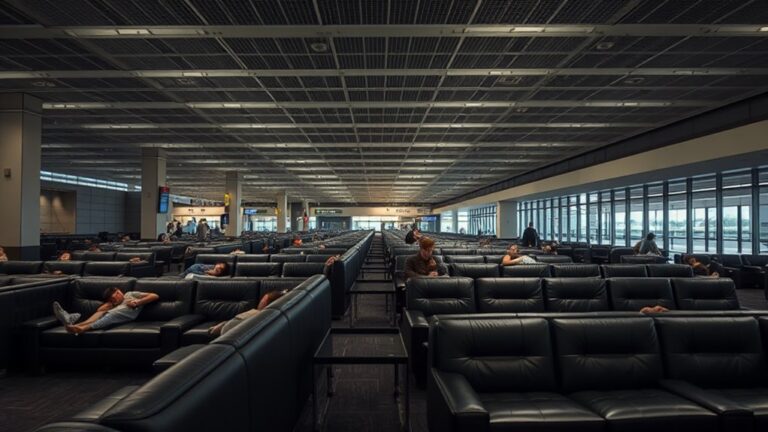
[
  {"xmin": 52, "ymin": 288, "xmax": 159, "ymax": 334},
  {"xmin": 179, "ymin": 262, "xmax": 230, "ymax": 279},
  {"xmin": 404, "ymin": 237, "xmax": 447, "ymax": 279}
]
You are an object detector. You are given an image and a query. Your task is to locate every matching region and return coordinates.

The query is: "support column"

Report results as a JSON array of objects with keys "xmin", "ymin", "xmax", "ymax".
[
  {"xmin": 0, "ymin": 94, "xmax": 41, "ymax": 260},
  {"xmin": 451, "ymin": 209, "xmax": 458, "ymax": 233},
  {"xmin": 276, "ymin": 192, "xmax": 288, "ymax": 233},
  {"xmin": 496, "ymin": 201, "xmax": 518, "ymax": 239},
  {"xmin": 225, "ymin": 171, "xmax": 242, "ymax": 236},
  {"xmin": 140, "ymin": 148, "xmax": 167, "ymax": 241},
  {"xmin": 302, "ymin": 199, "xmax": 311, "ymax": 231}
]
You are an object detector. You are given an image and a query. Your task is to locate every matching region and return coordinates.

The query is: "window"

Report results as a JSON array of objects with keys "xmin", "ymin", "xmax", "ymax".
[
  {"xmin": 629, "ymin": 187, "xmax": 644, "ymax": 243},
  {"xmin": 647, "ymin": 184, "xmax": 664, "ymax": 247},
  {"xmin": 352, "ymin": 216, "xmax": 398, "ymax": 231},
  {"xmin": 578, "ymin": 193, "xmax": 588, "ymax": 242},
  {"xmin": 440, "ymin": 211, "xmax": 454, "ymax": 232},
  {"xmin": 600, "ymin": 191, "xmax": 611, "ymax": 245},
  {"xmin": 588, "ymin": 193, "xmax": 598, "ymax": 244},
  {"xmin": 723, "ymin": 171, "xmax": 753, "ymax": 254},
  {"xmin": 457, "ymin": 210, "xmax": 469, "ymax": 234},
  {"xmin": 668, "ymin": 181, "xmax": 687, "ymax": 254},
  {"xmin": 614, "ymin": 189, "xmax": 627, "ymax": 246},
  {"xmin": 692, "ymin": 176, "xmax": 717, "ymax": 253},
  {"xmin": 568, "ymin": 196, "xmax": 578, "ymax": 242},
  {"xmin": 469, "ymin": 205, "xmax": 497, "ymax": 235},
  {"xmin": 760, "ymin": 169, "xmax": 768, "ymax": 253}
]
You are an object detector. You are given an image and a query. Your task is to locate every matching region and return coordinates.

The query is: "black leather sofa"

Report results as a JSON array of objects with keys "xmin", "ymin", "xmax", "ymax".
[
  {"xmin": 427, "ymin": 315, "xmax": 768, "ymax": 432},
  {"xmin": 33, "ymin": 275, "xmax": 332, "ymax": 432}
]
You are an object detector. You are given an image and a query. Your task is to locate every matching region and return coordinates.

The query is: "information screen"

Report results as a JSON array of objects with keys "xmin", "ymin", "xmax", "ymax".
[{"xmin": 158, "ymin": 186, "xmax": 170, "ymax": 214}]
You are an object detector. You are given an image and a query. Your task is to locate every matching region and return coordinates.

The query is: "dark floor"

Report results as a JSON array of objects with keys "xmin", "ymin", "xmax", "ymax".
[{"xmin": 2, "ymin": 269, "xmax": 766, "ymax": 431}]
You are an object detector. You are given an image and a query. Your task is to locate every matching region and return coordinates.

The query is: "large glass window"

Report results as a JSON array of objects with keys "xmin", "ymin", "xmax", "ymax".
[
  {"xmin": 440, "ymin": 211, "xmax": 454, "ymax": 232},
  {"xmin": 629, "ymin": 187, "xmax": 644, "ymax": 244},
  {"xmin": 692, "ymin": 176, "xmax": 717, "ymax": 253},
  {"xmin": 722, "ymin": 171, "xmax": 753, "ymax": 254},
  {"xmin": 578, "ymin": 193, "xmax": 588, "ymax": 242},
  {"xmin": 614, "ymin": 190, "xmax": 627, "ymax": 246},
  {"xmin": 469, "ymin": 205, "xmax": 497, "ymax": 235},
  {"xmin": 760, "ymin": 170, "xmax": 768, "ymax": 253},
  {"xmin": 457, "ymin": 210, "xmax": 469, "ymax": 234},
  {"xmin": 647, "ymin": 184, "xmax": 664, "ymax": 247},
  {"xmin": 600, "ymin": 191, "xmax": 611, "ymax": 245},
  {"xmin": 568, "ymin": 196, "xmax": 578, "ymax": 242},
  {"xmin": 668, "ymin": 181, "xmax": 687, "ymax": 253},
  {"xmin": 588, "ymin": 193, "xmax": 598, "ymax": 244}
]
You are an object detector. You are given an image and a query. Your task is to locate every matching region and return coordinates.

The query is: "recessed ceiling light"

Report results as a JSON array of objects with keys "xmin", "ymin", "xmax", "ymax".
[
  {"xmin": 595, "ymin": 41, "xmax": 614, "ymax": 50},
  {"xmin": 623, "ymin": 77, "xmax": 645, "ymax": 85},
  {"xmin": 760, "ymin": 26, "xmax": 768, "ymax": 32},
  {"xmin": 310, "ymin": 42, "xmax": 328, "ymax": 53}
]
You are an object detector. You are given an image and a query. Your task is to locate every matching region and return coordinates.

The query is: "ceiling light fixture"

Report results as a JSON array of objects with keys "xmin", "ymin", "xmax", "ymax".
[
  {"xmin": 310, "ymin": 42, "xmax": 329, "ymax": 53},
  {"xmin": 595, "ymin": 41, "xmax": 615, "ymax": 50},
  {"xmin": 760, "ymin": 26, "xmax": 768, "ymax": 32},
  {"xmin": 623, "ymin": 77, "xmax": 645, "ymax": 85}
]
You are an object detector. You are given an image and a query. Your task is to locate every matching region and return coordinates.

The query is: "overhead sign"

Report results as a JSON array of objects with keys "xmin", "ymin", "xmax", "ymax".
[
  {"xmin": 315, "ymin": 209, "xmax": 343, "ymax": 215},
  {"xmin": 244, "ymin": 208, "xmax": 269, "ymax": 215}
]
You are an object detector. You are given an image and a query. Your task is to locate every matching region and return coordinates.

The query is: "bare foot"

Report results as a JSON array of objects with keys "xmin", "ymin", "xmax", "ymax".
[{"xmin": 66, "ymin": 325, "xmax": 83, "ymax": 334}]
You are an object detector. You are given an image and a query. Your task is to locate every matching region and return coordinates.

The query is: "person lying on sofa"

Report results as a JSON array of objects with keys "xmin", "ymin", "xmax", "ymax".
[
  {"xmin": 502, "ymin": 244, "xmax": 537, "ymax": 266},
  {"xmin": 207, "ymin": 290, "xmax": 286, "ymax": 336},
  {"xmin": 640, "ymin": 305, "xmax": 669, "ymax": 314},
  {"xmin": 51, "ymin": 287, "xmax": 159, "ymax": 334},
  {"xmin": 180, "ymin": 262, "xmax": 230, "ymax": 279},
  {"xmin": 685, "ymin": 255, "xmax": 720, "ymax": 277},
  {"xmin": 0, "ymin": 247, "xmax": 8, "ymax": 262}
]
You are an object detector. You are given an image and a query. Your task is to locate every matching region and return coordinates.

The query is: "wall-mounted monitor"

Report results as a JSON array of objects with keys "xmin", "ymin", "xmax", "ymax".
[{"xmin": 158, "ymin": 186, "xmax": 170, "ymax": 213}]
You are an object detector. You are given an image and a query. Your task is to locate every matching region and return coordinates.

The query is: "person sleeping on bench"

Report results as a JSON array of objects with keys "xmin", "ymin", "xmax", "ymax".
[{"xmin": 52, "ymin": 287, "xmax": 159, "ymax": 334}]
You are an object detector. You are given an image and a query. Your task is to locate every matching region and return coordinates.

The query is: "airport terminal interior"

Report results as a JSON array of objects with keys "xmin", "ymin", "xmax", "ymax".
[{"xmin": 3, "ymin": 1, "xmax": 768, "ymax": 431}]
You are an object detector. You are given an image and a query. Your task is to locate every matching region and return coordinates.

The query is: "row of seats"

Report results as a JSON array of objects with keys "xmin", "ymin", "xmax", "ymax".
[
  {"xmin": 20, "ymin": 276, "xmax": 313, "ymax": 372},
  {"xmin": 35, "ymin": 274, "xmax": 331, "ymax": 432},
  {"xmin": 402, "ymin": 276, "xmax": 740, "ymax": 387},
  {"xmin": 429, "ymin": 314, "xmax": 768, "ymax": 432},
  {"xmin": 447, "ymin": 262, "xmax": 695, "ymax": 278},
  {"xmin": 678, "ymin": 253, "xmax": 768, "ymax": 291},
  {"xmin": 0, "ymin": 259, "xmax": 156, "ymax": 278}
]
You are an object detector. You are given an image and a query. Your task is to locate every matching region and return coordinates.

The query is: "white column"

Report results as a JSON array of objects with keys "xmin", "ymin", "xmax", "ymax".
[
  {"xmin": 276, "ymin": 192, "xmax": 288, "ymax": 233},
  {"xmin": 225, "ymin": 171, "xmax": 242, "ymax": 236},
  {"xmin": 451, "ymin": 209, "xmax": 459, "ymax": 233},
  {"xmin": 140, "ymin": 148, "xmax": 167, "ymax": 241},
  {"xmin": 0, "ymin": 94, "xmax": 41, "ymax": 260},
  {"xmin": 496, "ymin": 200, "xmax": 518, "ymax": 239}
]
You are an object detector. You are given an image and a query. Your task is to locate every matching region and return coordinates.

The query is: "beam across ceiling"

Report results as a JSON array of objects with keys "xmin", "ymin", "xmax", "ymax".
[
  {"xmin": 46, "ymin": 122, "xmax": 655, "ymax": 129},
  {"xmin": 4, "ymin": 68, "xmax": 768, "ymax": 80},
  {"xmin": 2, "ymin": 24, "xmax": 768, "ymax": 39}
]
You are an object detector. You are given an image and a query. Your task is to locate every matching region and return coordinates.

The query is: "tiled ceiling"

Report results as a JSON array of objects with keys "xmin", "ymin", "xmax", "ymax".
[{"xmin": 1, "ymin": 0, "xmax": 768, "ymax": 204}]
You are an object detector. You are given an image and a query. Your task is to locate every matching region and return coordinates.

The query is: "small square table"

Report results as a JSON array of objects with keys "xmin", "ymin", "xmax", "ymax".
[{"xmin": 312, "ymin": 327, "xmax": 410, "ymax": 431}]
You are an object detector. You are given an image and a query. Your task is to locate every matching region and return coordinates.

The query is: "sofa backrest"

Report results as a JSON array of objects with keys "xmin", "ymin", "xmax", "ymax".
[
  {"xmin": 449, "ymin": 263, "xmax": 499, "ymax": 278},
  {"xmin": 655, "ymin": 316, "xmax": 767, "ymax": 388},
  {"xmin": 281, "ymin": 262, "xmax": 326, "ymax": 278},
  {"xmin": 269, "ymin": 254, "xmax": 306, "ymax": 263},
  {"xmin": 672, "ymin": 278, "xmax": 740, "ymax": 310},
  {"xmin": 43, "ymin": 261, "xmax": 86, "ymax": 276},
  {"xmin": 621, "ymin": 255, "xmax": 667, "ymax": 264},
  {"xmin": 234, "ymin": 254, "xmax": 269, "ymax": 263},
  {"xmin": 0, "ymin": 261, "xmax": 43, "ymax": 275},
  {"xmin": 431, "ymin": 317, "xmax": 556, "ymax": 392},
  {"xmin": 445, "ymin": 255, "xmax": 484, "ymax": 264},
  {"xmin": 552, "ymin": 317, "xmax": 662, "ymax": 392},
  {"xmin": 100, "ymin": 344, "xmax": 250, "ymax": 432},
  {"xmin": 501, "ymin": 264, "xmax": 551, "ymax": 278},
  {"xmin": 134, "ymin": 279, "xmax": 195, "ymax": 321},
  {"xmin": 259, "ymin": 278, "xmax": 306, "ymax": 297},
  {"xmin": 601, "ymin": 264, "xmax": 647, "ymax": 278},
  {"xmin": 115, "ymin": 252, "xmax": 155, "ymax": 265},
  {"xmin": 406, "ymin": 277, "xmax": 475, "ymax": 316},
  {"xmin": 550, "ymin": 264, "xmax": 600, "ymax": 278},
  {"xmin": 534, "ymin": 255, "xmax": 573, "ymax": 264},
  {"xmin": 608, "ymin": 278, "xmax": 676, "ymax": 311},
  {"xmin": 83, "ymin": 261, "xmax": 130, "ymax": 277},
  {"xmin": 475, "ymin": 278, "xmax": 544, "ymax": 313},
  {"xmin": 193, "ymin": 279, "xmax": 260, "ymax": 320},
  {"xmin": 440, "ymin": 248, "xmax": 474, "ymax": 256},
  {"xmin": 234, "ymin": 262, "xmax": 282, "ymax": 277},
  {"xmin": 544, "ymin": 278, "xmax": 608, "ymax": 312},
  {"xmin": 646, "ymin": 264, "xmax": 693, "ymax": 278}
]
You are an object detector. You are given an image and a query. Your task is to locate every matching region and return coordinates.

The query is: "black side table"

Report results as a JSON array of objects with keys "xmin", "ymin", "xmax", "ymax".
[
  {"xmin": 312, "ymin": 327, "xmax": 410, "ymax": 431},
  {"xmin": 348, "ymin": 281, "xmax": 396, "ymax": 326}
]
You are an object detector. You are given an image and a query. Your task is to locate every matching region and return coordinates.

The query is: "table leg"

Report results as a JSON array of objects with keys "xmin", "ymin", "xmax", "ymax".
[
  {"xmin": 312, "ymin": 364, "xmax": 318, "ymax": 432},
  {"xmin": 327, "ymin": 364, "xmax": 334, "ymax": 396},
  {"xmin": 394, "ymin": 363, "xmax": 399, "ymax": 397},
  {"xmin": 405, "ymin": 363, "xmax": 411, "ymax": 431}
]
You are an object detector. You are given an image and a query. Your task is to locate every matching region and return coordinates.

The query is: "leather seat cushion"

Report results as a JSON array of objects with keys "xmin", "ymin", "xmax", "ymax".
[
  {"xmin": 181, "ymin": 322, "xmax": 218, "ymax": 345},
  {"xmin": 42, "ymin": 327, "xmax": 103, "ymax": 348},
  {"xmin": 570, "ymin": 389, "xmax": 717, "ymax": 431},
  {"xmin": 99, "ymin": 322, "xmax": 163, "ymax": 348},
  {"xmin": 480, "ymin": 392, "xmax": 604, "ymax": 432},
  {"xmin": 711, "ymin": 387, "xmax": 768, "ymax": 426}
]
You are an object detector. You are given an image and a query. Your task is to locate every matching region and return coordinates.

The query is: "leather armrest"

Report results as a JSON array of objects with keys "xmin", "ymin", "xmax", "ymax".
[
  {"xmin": 741, "ymin": 265, "xmax": 766, "ymax": 273},
  {"xmin": 33, "ymin": 422, "xmax": 123, "ymax": 432},
  {"xmin": 660, "ymin": 380, "xmax": 752, "ymax": 416},
  {"xmin": 428, "ymin": 369, "xmax": 489, "ymax": 432},
  {"xmin": 405, "ymin": 309, "xmax": 428, "ymax": 329},
  {"xmin": 160, "ymin": 314, "xmax": 205, "ymax": 352},
  {"xmin": 23, "ymin": 316, "xmax": 60, "ymax": 330}
]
